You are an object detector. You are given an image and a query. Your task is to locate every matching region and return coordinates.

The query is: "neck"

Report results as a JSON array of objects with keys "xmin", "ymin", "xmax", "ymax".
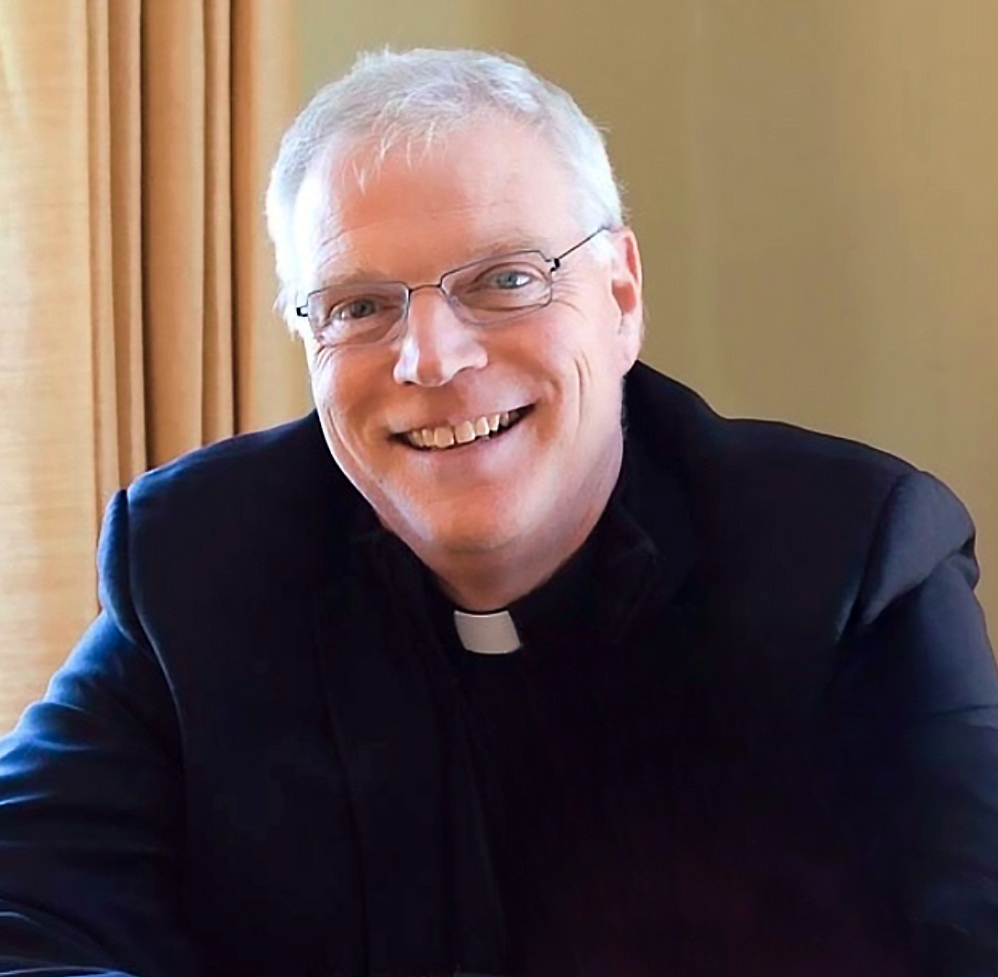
[{"xmin": 428, "ymin": 443, "xmax": 623, "ymax": 612}]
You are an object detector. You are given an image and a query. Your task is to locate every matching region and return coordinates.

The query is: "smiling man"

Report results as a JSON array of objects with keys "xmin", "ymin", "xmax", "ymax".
[
  {"xmin": 294, "ymin": 116, "xmax": 643, "ymax": 613},
  {"xmin": 1, "ymin": 48, "xmax": 997, "ymax": 977}
]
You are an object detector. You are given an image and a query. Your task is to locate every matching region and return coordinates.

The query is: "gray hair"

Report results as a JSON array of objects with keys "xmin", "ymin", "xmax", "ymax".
[{"xmin": 265, "ymin": 48, "xmax": 626, "ymax": 325}]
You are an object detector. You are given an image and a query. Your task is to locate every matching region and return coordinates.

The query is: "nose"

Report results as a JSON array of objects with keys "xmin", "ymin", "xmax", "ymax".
[{"xmin": 392, "ymin": 287, "xmax": 488, "ymax": 387}]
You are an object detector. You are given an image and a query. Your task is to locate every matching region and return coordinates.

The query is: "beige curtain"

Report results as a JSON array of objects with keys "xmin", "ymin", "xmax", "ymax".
[{"xmin": 0, "ymin": 0, "xmax": 309, "ymax": 733}]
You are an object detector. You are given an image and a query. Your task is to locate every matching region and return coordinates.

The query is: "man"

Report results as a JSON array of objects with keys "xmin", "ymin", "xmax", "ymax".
[{"xmin": 1, "ymin": 48, "xmax": 996, "ymax": 977}]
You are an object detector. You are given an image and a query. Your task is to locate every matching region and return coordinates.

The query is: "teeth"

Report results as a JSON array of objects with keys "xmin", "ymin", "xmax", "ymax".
[
  {"xmin": 433, "ymin": 427, "xmax": 455, "ymax": 449},
  {"xmin": 404, "ymin": 409, "xmax": 526, "ymax": 450}
]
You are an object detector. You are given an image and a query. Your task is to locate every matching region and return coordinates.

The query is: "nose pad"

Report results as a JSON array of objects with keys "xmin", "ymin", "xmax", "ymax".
[{"xmin": 392, "ymin": 288, "xmax": 487, "ymax": 387}]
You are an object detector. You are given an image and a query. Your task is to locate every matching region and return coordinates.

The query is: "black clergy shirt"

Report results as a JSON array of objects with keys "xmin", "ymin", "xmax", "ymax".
[
  {"xmin": 427, "ymin": 517, "xmax": 612, "ymax": 976},
  {"xmin": 391, "ymin": 452, "xmax": 917, "ymax": 977}
]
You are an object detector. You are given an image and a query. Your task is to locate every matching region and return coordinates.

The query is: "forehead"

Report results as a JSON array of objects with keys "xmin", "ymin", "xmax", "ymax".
[{"xmin": 292, "ymin": 117, "xmax": 580, "ymax": 285}]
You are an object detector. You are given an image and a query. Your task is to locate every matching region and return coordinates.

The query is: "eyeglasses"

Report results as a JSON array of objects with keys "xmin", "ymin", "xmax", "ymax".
[{"xmin": 295, "ymin": 226, "xmax": 610, "ymax": 348}]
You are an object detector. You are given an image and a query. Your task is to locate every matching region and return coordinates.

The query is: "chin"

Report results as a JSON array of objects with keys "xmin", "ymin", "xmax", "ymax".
[
  {"xmin": 403, "ymin": 502, "xmax": 532, "ymax": 558},
  {"xmin": 417, "ymin": 519, "xmax": 519, "ymax": 557}
]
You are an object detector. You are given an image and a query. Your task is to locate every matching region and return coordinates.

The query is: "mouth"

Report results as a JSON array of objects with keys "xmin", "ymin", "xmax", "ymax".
[{"xmin": 396, "ymin": 406, "xmax": 534, "ymax": 452}]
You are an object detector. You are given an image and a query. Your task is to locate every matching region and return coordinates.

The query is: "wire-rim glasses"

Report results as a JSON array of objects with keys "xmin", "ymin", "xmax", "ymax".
[{"xmin": 295, "ymin": 226, "xmax": 611, "ymax": 349}]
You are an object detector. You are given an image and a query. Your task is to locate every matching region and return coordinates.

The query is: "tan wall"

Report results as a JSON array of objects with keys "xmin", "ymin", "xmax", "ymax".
[{"xmin": 300, "ymin": 0, "xmax": 998, "ymax": 630}]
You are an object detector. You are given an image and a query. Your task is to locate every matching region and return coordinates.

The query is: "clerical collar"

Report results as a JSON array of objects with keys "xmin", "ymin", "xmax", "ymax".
[{"xmin": 453, "ymin": 609, "xmax": 521, "ymax": 654}]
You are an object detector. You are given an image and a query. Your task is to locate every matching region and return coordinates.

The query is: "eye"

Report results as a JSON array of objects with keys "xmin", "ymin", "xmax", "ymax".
[
  {"xmin": 472, "ymin": 263, "xmax": 546, "ymax": 292},
  {"xmin": 451, "ymin": 259, "xmax": 551, "ymax": 315},
  {"xmin": 330, "ymin": 296, "xmax": 383, "ymax": 322},
  {"xmin": 487, "ymin": 268, "xmax": 536, "ymax": 290}
]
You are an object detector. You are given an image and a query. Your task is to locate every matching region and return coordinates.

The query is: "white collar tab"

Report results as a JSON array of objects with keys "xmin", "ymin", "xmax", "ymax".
[{"xmin": 453, "ymin": 609, "xmax": 521, "ymax": 654}]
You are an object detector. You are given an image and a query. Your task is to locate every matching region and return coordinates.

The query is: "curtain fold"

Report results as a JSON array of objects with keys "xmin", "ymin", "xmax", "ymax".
[
  {"xmin": 233, "ymin": 2, "xmax": 308, "ymax": 432},
  {"xmin": 0, "ymin": 0, "xmax": 97, "ymax": 736},
  {"xmin": 0, "ymin": 0, "xmax": 307, "ymax": 733}
]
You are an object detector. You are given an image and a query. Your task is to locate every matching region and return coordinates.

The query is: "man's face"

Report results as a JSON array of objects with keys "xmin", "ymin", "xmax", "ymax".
[{"xmin": 293, "ymin": 117, "xmax": 643, "ymax": 581}]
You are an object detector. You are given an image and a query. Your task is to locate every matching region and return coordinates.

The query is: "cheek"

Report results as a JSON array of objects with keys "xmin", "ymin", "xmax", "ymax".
[
  {"xmin": 560, "ymin": 330, "xmax": 630, "ymax": 439},
  {"xmin": 309, "ymin": 358, "xmax": 341, "ymax": 412},
  {"xmin": 549, "ymin": 312, "xmax": 629, "ymax": 397},
  {"xmin": 307, "ymin": 350, "xmax": 380, "ymax": 450}
]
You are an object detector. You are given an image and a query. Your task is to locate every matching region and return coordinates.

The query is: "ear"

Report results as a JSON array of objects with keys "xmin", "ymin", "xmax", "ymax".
[{"xmin": 609, "ymin": 227, "xmax": 644, "ymax": 370}]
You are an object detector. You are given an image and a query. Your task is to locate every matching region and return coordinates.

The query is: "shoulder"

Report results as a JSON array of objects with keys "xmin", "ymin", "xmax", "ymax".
[
  {"xmin": 625, "ymin": 361, "xmax": 975, "ymax": 640},
  {"xmin": 98, "ymin": 413, "xmax": 358, "ymax": 636},
  {"xmin": 127, "ymin": 412, "xmax": 338, "ymax": 512},
  {"xmin": 127, "ymin": 413, "xmax": 350, "ymax": 551},
  {"xmin": 626, "ymin": 360, "xmax": 912, "ymax": 488}
]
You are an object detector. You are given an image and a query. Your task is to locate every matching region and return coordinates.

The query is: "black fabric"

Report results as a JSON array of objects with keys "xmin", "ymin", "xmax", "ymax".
[
  {"xmin": 411, "ymin": 449, "xmax": 920, "ymax": 977},
  {"xmin": 0, "ymin": 362, "xmax": 996, "ymax": 977},
  {"xmin": 426, "ymin": 515, "xmax": 607, "ymax": 977},
  {"xmin": 411, "ymin": 452, "xmax": 668, "ymax": 976}
]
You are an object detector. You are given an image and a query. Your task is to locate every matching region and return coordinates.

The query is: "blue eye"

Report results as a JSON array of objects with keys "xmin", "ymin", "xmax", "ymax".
[
  {"xmin": 490, "ymin": 269, "xmax": 533, "ymax": 290},
  {"xmin": 472, "ymin": 263, "xmax": 546, "ymax": 292},
  {"xmin": 333, "ymin": 297, "xmax": 382, "ymax": 321}
]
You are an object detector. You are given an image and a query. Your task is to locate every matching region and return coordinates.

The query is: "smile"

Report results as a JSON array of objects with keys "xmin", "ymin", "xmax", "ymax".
[{"xmin": 400, "ymin": 407, "xmax": 531, "ymax": 451}]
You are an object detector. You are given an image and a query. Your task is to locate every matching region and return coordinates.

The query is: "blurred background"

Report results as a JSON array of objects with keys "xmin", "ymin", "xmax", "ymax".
[{"xmin": 1, "ymin": 0, "xmax": 996, "ymax": 731}]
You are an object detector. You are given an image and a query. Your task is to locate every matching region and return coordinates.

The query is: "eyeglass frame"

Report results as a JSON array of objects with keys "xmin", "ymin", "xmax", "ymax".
[{"xmin": 294, "ymin": 225, "xmax": 613, "ymax": 348}]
